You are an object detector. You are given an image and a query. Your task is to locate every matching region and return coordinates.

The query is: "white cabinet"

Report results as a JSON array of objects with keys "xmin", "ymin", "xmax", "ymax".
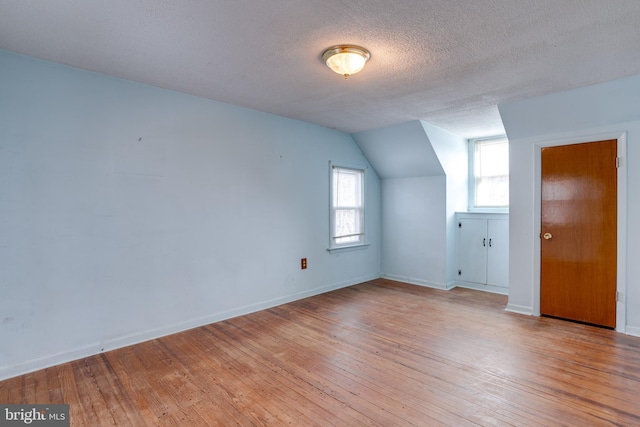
[{"xmin": 456, "ymin": 213, "xmax": 508, "ymax": 293}]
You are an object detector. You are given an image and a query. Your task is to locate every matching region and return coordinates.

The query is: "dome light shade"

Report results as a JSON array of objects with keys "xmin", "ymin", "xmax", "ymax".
[{"xmin": 322, "ymin": 45, "xmax": 370, "ymax": 79}]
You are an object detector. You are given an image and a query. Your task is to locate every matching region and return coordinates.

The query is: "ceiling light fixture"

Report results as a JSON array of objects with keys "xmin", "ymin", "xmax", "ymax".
[{"xmin": 322, "ymin": 45, "xmax": 370, "ymax": 79}]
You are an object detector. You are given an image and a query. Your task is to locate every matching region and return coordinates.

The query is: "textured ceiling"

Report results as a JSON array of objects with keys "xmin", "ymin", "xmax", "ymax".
[{"xmin": 1, "ymin": 1, "xmax": 639, "ymax": 138}]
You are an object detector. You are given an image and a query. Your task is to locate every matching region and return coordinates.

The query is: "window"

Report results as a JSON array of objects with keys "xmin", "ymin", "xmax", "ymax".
[
  {"xmin": 330, "ymin": 164, "xmax": 365, "ymax": 249},
  {"xmin": 471, "ymin": 136, "xmax": 509, "ymax": 208}
]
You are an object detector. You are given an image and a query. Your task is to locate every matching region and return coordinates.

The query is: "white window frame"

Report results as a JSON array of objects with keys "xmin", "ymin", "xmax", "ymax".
[
  {"xmin": 328, "ymin": 162, "xmax": 368, "ymax": 252},
  {"xmin": 468, "ymin": 136, "xmax": 509, "ymax": 212}
]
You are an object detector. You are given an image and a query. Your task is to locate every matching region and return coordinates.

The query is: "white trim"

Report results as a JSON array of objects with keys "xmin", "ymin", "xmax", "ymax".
[
  {"xmin": 467, "ymin": 207, "xmax": 509, "ymax": 214},
  {"xmin": 381, "ymin": 273, "xmax": 450, "ymax": 290},
  {"xmin": 616, "ymin": 133, "xmax": 628, "ymax": 333},
  {"xmin": 445, "ymin": 280, "xmax": 458, "ymax": 290},
  {"xmin": 455, "ymin": 280, "xmax": 508, "ymax": 295},
  {"xmin": 532, "ymin": 130, "xmax": 627, "ymax": 329},
  {"xmin": 505, "ymin": 303, "xmax": 534, "ymax": 316},
  {"xmin": 625, "ymin": 326, "xmax": 640, "ymax": 338},
  {"xmin": 327, "ymin": 243, "xmax": 370, "ymax": 253},
  {"xmin": 329, "ymin": 161, "xmax": 367, "ymax": 250},
  {"xmin": 0, "ymin": 274, "xmax": 378, "ymax": 382},
  {"xmin": 468, "ymin": 135, "xmax": 509, "ymax": 210},
  {"xmin": 456, "ymin": 211, "xmax": 509, "ymax": 220}
]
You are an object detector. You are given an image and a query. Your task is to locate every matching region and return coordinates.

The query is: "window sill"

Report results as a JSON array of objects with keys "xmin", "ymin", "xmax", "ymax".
[
  {"xmin": 467, "ymin": 207, "xmax": 509, "ymax": 214},
  {"xmin": 327, "ymin": 243, "xmax": 370, "ymax": 254}
]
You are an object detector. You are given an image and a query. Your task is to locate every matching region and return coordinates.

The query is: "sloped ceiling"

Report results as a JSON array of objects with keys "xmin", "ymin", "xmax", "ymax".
[
  {"xmin": 499, "ymin": 73, "xmax": 640, "ymax": 140},
  {"xmin": 1, "ymin": 1, "xmax": 639, "ymax": 138},
  {"xmin": 352, "ymin": 121, "xmax": 444, "ymax": 179}
]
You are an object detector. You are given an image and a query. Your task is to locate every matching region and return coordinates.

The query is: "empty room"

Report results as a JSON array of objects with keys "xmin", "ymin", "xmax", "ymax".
[{"xmin": 1, "ymin": 1, "xmax": 640, "ymax": 425}]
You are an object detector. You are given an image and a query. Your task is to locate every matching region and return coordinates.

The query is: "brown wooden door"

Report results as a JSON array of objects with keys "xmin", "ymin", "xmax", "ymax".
[{"xmin": 540, "ymin": 139, "xmax": 617, "ymax": 328}]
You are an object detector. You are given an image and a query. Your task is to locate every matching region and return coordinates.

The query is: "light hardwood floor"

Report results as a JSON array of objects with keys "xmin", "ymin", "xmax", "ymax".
[{"xmin": 2, "ymin": 278, "xmax": 640, "ymax": 426}]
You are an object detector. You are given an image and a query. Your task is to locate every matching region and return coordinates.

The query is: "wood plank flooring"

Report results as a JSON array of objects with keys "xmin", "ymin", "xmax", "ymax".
[{"xmin": 2, "ymin": 278, "xmax": 640, "ymax": 426}]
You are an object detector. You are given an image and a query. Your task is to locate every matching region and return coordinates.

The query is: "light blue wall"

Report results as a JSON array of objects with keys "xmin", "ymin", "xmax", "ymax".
[
  {"xmin": 499, "ymin": 73, "xmax": 640, "ymax": 335},
  {"xmin": 353, "ymin": 121, "xmax": 467, "ymax": 289},
  {"xmin": 420, "ymin": 121, "xmax": 468, "ymax": 285},
  {"xmin": 380, "ymin": 176, "xmax": 448, "ymax": 287},
  {"xmin": 0, "ymin": 50, "xmax": 381, "ymax": 380}
]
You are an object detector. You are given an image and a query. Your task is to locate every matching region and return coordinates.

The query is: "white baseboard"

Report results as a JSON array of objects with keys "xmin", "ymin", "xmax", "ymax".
[
  {"xmin": 505, "ymin": 303, "xmax": 534, "ymax": 316},
  {"xmin": 380, "ymin": 273, "xmax": 448, "ymax": 290},
  {"xmin": 454, "ymin": 281, "xmax": 508, "ymax": 295},
  {"xmin": 0, "ymin": 274, "xmax": 379, "ymax": 382},
  {"xmin": 625, "ymin": 325, "xmax": 640, "ymax": 337}
]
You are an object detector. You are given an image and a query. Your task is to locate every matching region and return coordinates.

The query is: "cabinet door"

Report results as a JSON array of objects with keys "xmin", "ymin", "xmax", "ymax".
[
  {"xmin": 458, "ymin": 219, "xmax": 487, "ymax": 284},
  {"xmin": 487, "ymin": 219, "xmax": 509, "ymax": 287}
]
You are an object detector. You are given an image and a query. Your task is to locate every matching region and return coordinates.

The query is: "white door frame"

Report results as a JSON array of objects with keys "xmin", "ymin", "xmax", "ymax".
[{"xmin": 532, "ymin": 131, "xmax": 627, "ymax": 332}]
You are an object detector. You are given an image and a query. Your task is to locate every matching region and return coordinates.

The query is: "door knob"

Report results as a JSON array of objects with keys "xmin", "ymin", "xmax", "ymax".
[{"xmin": 543, "ymin": 232, "xmax": 552, "ymax": 240}]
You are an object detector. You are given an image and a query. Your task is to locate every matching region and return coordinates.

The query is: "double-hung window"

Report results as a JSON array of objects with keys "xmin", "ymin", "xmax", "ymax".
[
  {"xmin": 330, "ymin": 164, "xmax": 365, "ymax": 249},
  {"xmin": 470, "ymin": 136, "xmax": 509, "ymax": 209}
]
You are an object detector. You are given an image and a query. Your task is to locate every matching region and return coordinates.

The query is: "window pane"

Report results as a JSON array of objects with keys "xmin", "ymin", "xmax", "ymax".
[
  {"xmin": 475, "ymin": 175, "xmax": 509, "ymax": 206},
  {"xmin": 335, "ymin": 235, "xmax": 360, "ymax": 244},
  {"xmin": 330, "ymin": 165, "xmax": 365, "ymax": 248},
  {"xmin": 477, "ymin": 140, "xmax": 509, "ymax": 177},
  {"xmin": 333, "ymin": 168, "xmax": 362, "ymax": 207},
  {"xmin": 474, "ymin": 138, "xmax": 509, "ymax": 207},
  {"xmin": 334, "ymin": 208, "xmax": 363, "ymax": 243}
]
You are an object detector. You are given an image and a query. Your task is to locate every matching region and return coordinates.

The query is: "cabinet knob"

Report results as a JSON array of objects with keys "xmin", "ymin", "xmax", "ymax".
[{"xmin": 543, "ymin": 232, "xmax": 553, "ymax": 240}]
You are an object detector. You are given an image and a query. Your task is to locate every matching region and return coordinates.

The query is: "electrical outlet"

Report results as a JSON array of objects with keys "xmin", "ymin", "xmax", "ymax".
[{"xmin": 301, "ymin": 258, "xmax": 307, "ymax": 270}]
